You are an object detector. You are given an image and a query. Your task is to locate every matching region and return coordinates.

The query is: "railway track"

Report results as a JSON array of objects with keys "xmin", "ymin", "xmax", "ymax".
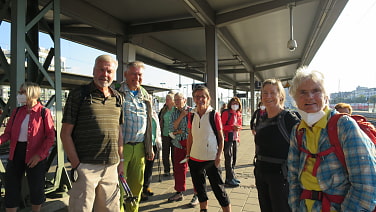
[{"xmin": 352, "ymin": 111, "xmax": 376, "ymax": 125}]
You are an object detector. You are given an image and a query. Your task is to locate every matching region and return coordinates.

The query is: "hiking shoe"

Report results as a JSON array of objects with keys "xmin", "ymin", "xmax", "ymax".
[
  {"xmin": 225, "ymin": 179, "xmax": 239, "ymax": 187},
  {"xmin": 168, "ymin": 192, "xmax": 183, "ymax": 202},
  {"xmin": 144, "ymin": 187, "xmax": 154, "ymax": 196},
  {"xmin": 188, "ymin": 194, "xmax": 199, "ymax": 207}
]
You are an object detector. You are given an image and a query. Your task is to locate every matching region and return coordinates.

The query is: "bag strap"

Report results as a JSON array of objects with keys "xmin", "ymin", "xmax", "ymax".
[
  {"xmin": 277, "ymin": 110, "xmax": 290, "ymax": 143},
  {"xmin": 209, "ymin": 110, "xmax": 219, "ymax": 145},
  {"xmin": 327, "ymin": 113, "xmax": 347, "ymax": 169},
  {"xmin": 190, "ymin": 110, "xmax": 219, "ymax": 145}
]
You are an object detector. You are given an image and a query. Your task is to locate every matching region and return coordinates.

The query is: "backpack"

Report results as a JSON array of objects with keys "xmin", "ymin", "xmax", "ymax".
[
  {"xmin": 296, "ymin": 113, "xmax": 376, "ymax": 211},
  {"xmin": 326, "ymin": 114, "xmax": 376, "ymax": 169},
  {"xmin": 189, "ymin": 110, "xmax": 219, "ymax": 145}
]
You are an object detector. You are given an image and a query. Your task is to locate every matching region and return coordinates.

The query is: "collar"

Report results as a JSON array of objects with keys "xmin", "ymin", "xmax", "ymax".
[{"xmin": 298, "ymin": 106, "xmax": 330, "ymax": 130}]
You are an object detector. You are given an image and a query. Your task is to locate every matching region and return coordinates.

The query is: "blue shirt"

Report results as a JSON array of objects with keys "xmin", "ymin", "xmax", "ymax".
[
  {"xmin": 120, "ymin": 83, "xmax": 147, "ymax": 143},
  {"xmin": 287, "ymin": 109, "xmax": 376, "ymax": 212}
]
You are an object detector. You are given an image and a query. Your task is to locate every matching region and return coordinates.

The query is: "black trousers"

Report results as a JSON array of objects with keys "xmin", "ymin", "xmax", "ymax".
[
  {"xmin": 254, "ymin": 165, "xmax": 291, "ymax": 212},
  {"xmin": 188, "ymin": 160, "xmax": 230, "ymax": 207},
  {"xmin": 143, "ymin": 145, "xmax": 158, "ymax": 189},
  {"xmin": 5, "ymin": 142, "xmax": 46, "ymax": 207},
  {"xmin": 224, "ymin": 140, "xmax": 237, "ymax": 181},
  {"xmin": 161, "ymin": 135, "xmax": 174, "ymax": 173}
]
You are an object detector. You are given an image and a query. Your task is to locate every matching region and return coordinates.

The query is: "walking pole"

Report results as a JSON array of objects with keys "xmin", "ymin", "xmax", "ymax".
[{"xmin": 119, "ymin": 173, "xmax": 138, "ymax": 206}]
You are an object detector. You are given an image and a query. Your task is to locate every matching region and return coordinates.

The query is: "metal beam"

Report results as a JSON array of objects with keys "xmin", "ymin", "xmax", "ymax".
[
  {"xmin": 300, "ymin": 0, "xmax": 348, "ymax": 66},
  {"xmin": 39, "ymin": 0, "xmax": 125, "ymax": 35},
  {"xmin": 131, "ymin": 35, "xmax": 205, "ymax": 73},
  {"xmin": 216, "ymin": 0, "xmax": 311, "ymax": 27},
  {"xmin": 128, "ymin": 18, "xmax": 202, "ymax": 35},
  {"xmin": 255, "ymin": 59, "xmax": 301, "ymax": 72}
]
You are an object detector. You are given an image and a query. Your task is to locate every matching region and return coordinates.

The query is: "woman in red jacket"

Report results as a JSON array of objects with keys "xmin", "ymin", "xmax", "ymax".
[
  {"xmin": 221, "ymin": 97, "xmax": 242, "ymax": 187},
  {"xmin": 0, "ymin": 82, "xmax": 55, "ymax": 212}
]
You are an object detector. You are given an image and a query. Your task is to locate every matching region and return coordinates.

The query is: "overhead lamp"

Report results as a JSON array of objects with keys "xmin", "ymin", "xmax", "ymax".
[{"xmin": 287, "ymin": 3, "xmax": 297, "ymax": 51}]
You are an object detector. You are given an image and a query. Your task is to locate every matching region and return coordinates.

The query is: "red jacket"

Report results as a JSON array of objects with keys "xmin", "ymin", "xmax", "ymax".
[
  {"xmin": 221, "ymin": 109, "xmax": 242, "ymax": 142},
  {"xmin": 0, "ymin": 103, "xmax": 55, "ymax": 162}
]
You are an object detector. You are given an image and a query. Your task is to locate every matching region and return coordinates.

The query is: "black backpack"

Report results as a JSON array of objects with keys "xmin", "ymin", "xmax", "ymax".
[{"xmin": 189, "ymin": 110, "xmax": 219, "ymax": 145}]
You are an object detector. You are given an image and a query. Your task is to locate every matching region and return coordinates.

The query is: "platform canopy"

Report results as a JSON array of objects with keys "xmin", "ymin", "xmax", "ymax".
[{"xmin": 3, "ymin": 0, "xmax": 348, "ymax": 91}]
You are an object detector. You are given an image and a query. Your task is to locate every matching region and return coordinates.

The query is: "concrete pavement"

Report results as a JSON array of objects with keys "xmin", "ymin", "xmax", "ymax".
[{"xmin": 38, "ymin": 126, "xmax": 261, "ymax": 212}]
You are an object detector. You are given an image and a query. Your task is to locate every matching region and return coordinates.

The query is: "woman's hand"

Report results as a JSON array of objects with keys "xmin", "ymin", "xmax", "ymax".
[
  {"xmin": 214, "ymin": 155, "xmax": 221, "ymax": 167},
  {"xmin": 27, "ymin": 155, "xmax": 41, "ymax": 168}
]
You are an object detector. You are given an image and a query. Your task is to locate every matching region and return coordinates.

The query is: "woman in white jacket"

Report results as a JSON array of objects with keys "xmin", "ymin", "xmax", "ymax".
[{"xmin": 186, "ymin": 85, "xmax": 231, "ymax": 212}]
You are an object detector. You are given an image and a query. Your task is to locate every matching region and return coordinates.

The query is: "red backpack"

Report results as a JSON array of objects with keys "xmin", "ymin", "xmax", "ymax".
[{"xmin": 296, "ymin": 113, "xmax": 376, "ymax": 212}]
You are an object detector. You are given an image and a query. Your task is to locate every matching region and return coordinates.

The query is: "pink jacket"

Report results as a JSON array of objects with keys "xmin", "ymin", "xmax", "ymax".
[
  {"xmin": 221, "ymin": 109, "xmax": 242, "ymax": 142},
  {"xmin": 0, "ymin": 103, "xmax": 55, "ymax": 162}
]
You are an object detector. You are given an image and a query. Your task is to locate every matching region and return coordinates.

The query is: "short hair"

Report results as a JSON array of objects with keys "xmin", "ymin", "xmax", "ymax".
[
  {"xmin": 20, "ymin": 82, "xmax": 41, "ymax": 101},
  {"xmin": 289, "ymin": 67, "xmax": 328, "ymax": 101},
  {"xmin": 94, "ymin": 55, "xmax": 118, "ymax": 70},
  {"xmin": 166, "ymin": 92, "xmax": 175, "ymax": 101},
  {"xmin": 228, "ymin": 97, "xmax": 242, "ymax": 112},
  {"xmin": 262, "ymin": 79, "xmax": 286, "ymax": 107},
  {"xmin": 192, "ymin": 85, "xmax": 210, "ymax": 98},
  {"xmin": 125, "ymin": 61, "xmax": 145, "ymax": 72},
  {"xmin": 335, "ymin": 103, "xmax": 352, "ymax": 114},
  {"xmin": 174, "ymin": 92, "xmax": 186, "ymax": 99}
]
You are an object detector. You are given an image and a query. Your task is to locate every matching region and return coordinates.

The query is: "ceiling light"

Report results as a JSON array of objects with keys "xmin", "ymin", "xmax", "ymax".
[{"xmin": 287, "ymin": 3, "xmax": 297, "ymax": 51}]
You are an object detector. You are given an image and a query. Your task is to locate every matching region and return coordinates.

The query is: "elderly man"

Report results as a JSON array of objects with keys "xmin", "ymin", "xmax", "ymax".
[
  {"xmin": 61, "ymin": 55, "xmax": 123, "ymax": 212},
  {"xmin": 118, "ymin": 61, "xmax": 154, "ymax": 212}
]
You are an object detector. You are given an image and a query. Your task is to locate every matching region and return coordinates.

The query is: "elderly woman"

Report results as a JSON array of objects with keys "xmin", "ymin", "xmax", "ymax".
[
  {"xmin": 221, "ymin": 97, "xmax": 242, "ymax": 187},
  {"xmin": 0, "ymin": 82, "xmax": 55, "ymax": 212},
  {"xmin": 187, "ymin": 85, "xmax": 231, "ymax": 212},
  {"xmin": 287, "ymin": 68, "xmax": 376, "ymax": 212},
  {"xmin": 254, "ymin": 79, "xmax": 300, "ymax": 212}
]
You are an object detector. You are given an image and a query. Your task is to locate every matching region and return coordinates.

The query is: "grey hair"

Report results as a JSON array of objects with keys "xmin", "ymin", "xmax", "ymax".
[
  {"xmin": 94, "ymin": 55, "xmax": 118, "ymax": 70},
  {"xmin": 289, "ymin": 67, "xmax": 328, "ymax": 101},
  {"xmin": 174, "ymin": 92, "xmax": 186, "ymax": 99}
]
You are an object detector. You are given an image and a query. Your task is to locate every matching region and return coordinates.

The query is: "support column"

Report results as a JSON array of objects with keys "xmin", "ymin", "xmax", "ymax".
[
  {"xmin": 116, "ymin": 41, "xmax": 136, "ymax": 84},
  {"xmin": 10, "ymin": 0, "xmax": 26, "ymax": 109},
  {"xmin": 205, "ymin": 26, "xmax": 218, "ymax": 110},
  {"xmin": 233, "ymin": 85, "xmax": 236, "ymax": 97},
  {"xmin": 250, "ymin": 72, "xmax": 255, "ymax": 113}
]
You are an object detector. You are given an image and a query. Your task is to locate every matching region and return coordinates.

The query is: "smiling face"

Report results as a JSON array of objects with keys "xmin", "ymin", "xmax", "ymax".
[
  {"xmin": 295, "ymin": 79, "xmax": 326, "ymax": 113},
  {"xmin": 193, "ymin": 89, "xmax": 210, "ymax": 110},
  {"xmin": 261, "ymin": 84, "xmax": 282, "ymax": 110},
  {"xmin": 125, "ymin": 66, "xmax": 143, "ymax": 90},
  {"xmin": 93, "ymin": 60, "xmax": 116, "ymax": 89},
  {"xmin": 174, "ymin": 94, "xmax": 186, "ymax": 109}
]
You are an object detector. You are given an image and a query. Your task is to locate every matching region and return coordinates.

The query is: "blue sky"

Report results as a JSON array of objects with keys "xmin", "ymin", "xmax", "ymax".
[{"xmin": 1, "ymin": 0, "xmax": 375, "ymax": 96}]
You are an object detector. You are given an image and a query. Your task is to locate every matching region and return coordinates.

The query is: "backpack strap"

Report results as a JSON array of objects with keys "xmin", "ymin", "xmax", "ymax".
[
  {"xmin": 296, "ymin": 126, "xmax": 337, "ymax": 176},
  {"xmin": 277, "ymin": 110, "xmax": 290, "ymax": 143},
  {"xmin": 189, "ymin": 110, "xmax": 219, "ymax": 145},
  {"xmin": 209, "ymin": 110, "xmax": 219, "ymax": 145},
  {"xmin": 327, "ymin": 113, "xmax": 347, "ymax": 169}
]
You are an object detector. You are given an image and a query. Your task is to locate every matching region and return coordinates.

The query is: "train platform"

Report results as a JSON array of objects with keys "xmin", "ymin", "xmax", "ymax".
[{"xmin": 35, "ymin": 126, "xmax": 261, "ymax": 212}]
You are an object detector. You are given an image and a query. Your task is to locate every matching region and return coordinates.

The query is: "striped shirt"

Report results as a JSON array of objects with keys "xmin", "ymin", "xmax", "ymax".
[
  {"xmin": 62, "ymin": 82, "xmax": 123, "ymax": 164},
  {"xmin": 287, "ymin": 109, "xmax": 376, "ymax": 212}
]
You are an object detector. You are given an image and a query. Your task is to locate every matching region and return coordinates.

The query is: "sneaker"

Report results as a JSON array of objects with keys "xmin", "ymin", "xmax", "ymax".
[
  {"xmin": 144, "ymin": 187, "xmax": 154, "ymax": 196},
  {"xmin": 168, "ymin": 192, "xmax": 183, "ymax": 202},
  {"xmin": 188, "ymin": 194, "xmax": 199, "ymax": 207},
  {"xmin": 234, "ymin": 178, "xmax": 241, "ymax": 183},
  {"xmin": 225, "ymin": 179, "xmax": 239, "ymax": 187}
]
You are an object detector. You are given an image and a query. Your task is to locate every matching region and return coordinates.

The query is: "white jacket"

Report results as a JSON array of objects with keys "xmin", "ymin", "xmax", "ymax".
[{"xmin": 190, "ymin": 106, "xmax": 219, "ymax": 160}]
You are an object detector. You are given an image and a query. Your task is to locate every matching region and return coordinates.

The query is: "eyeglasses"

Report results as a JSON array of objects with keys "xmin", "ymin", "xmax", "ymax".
[
  {"xmin": 194, "ymin": 95, "xmax": 207, "ymax": 99},
  {"xmin": 174, "ymin": 98, "xmax": 184, "ymax": 102},
  {"xmin": 298, "ymin": 89, "xmax": 322, "ymax": 97}
]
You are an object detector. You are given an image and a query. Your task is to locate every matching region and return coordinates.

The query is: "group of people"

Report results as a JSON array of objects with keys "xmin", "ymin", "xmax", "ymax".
[
  {"xmin": 1, "ymin": 55, "xmax": 375, "ymax": 212},
  {"xmin": 251, "ymin": 68, "xmax": 376, "ymax": 212}
]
